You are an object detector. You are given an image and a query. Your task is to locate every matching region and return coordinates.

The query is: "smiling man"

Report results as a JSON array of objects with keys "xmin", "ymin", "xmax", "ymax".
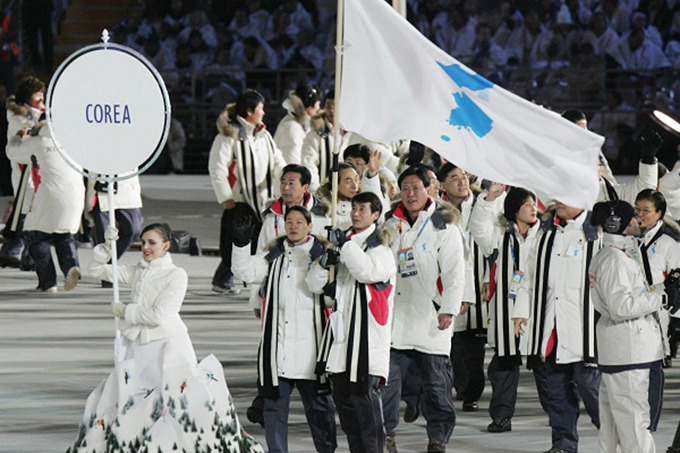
[{"xmin": 381, "ymin": 165, "xmax": 466, "ymax": 453}]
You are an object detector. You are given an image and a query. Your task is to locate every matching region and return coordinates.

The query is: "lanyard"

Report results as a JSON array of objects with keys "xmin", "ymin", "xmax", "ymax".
[{"xmin": 398, "ymin": 216, "xmax": 430, "ymax": 249}]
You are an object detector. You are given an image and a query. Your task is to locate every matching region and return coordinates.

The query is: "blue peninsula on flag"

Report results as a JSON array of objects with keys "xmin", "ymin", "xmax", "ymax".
[{"xmin": 339, "ymin": 0, "xmax": 604, "ymax": 209}]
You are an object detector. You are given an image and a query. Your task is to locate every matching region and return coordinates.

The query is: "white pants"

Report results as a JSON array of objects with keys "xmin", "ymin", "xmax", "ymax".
[{"xmin": 599, "ymin": 369, "xmax": 656, "ymax": 453}]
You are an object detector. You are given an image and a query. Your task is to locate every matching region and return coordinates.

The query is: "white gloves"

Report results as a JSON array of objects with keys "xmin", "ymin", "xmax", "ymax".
[
  {"xmin": 111, "ymin": 302, "xmax": 126, "ymax": 317},
  {"xmin": 103, "ymin": 225, "xmax": 119, "ymax": 253}
]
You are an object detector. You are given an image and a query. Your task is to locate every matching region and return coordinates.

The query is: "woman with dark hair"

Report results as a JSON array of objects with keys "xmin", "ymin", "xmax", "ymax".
[
  {"xmin": 69, "ymin": 223, "xmax": 263, "ymax": 452},
  {"xmin": 0, "ymin": 75, "xmax": 46, "ymax": 269},
  {"xmin": 231, "ymin": 206, "xmax": 337, "ymax": 453},
  {"xmin": 634, "ymin": 189, "xmax": 680, "ymax": 431},
  {"xmin": 469, "ymin": 183, "xmax": 540, "ymax": 433}
]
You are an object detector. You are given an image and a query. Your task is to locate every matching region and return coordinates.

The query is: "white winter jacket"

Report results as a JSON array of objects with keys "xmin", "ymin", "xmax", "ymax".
[
  {"xmin": 232, "ymin": 237, "xmax": 327, "ymax": 380},
  {"xmin": 312, "ymin": 224, "xmax": 397, "ymax": 380},
  {"xmin": 5, "ymin": 97, "xmax": 41, "ymax": 193},
  {"xmin": 86, "ymin": 173, "xmax": 143, "ymax": 212},
  {"xmin": 659, "ymin": 160, "xmax": 680, "ymax": 220},
  {"xmin": 208, "ymin": 115, "xmax": 286, "ymax": 212},
  {"xmin": 597, "ymin": 160, "xmax": 657, "ymax": 205},
  {"xmin": 384, "ymin": 199, "xmax": 466, "ymax": 355},
  {"xmin": 247, "ymin": 193, "xmax": 330, "ymax": 309},
  {"xmin": 89, "ymin": 245, "xmax": 189, "ymax": 344},
  {"xmin": 7, "ymin": 126, "xmax": 84, "ymax": 234},
  {"xmin": 274, "ymin": 93, "xmax": 310, "ymax": 165},
  {"xmin": 590, "ymin": 234, "xmax": 665, "ymax": 369}
]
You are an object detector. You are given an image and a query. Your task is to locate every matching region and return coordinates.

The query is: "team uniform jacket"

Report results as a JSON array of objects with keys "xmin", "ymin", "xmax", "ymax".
[
  {"xmin": 274, "ymin": 92, "xmax": 311, "ymax": 165},
  {"xmin": 384, "ymin": 198, "xmax": 466, "ymax": 356},
  {"xmin": 6, "ymin": 123, "xmax": 84, "ymax": 234},
  {"xmin": 247, "ymin": 193, "xmax": 331, "ymax": 309},
  {"xmin": 639, "ymin": 220, "xmax": 680, "ymax": 346},
  {"xmin": 232, "ymin": 236, "xmax": 328, "ymax": 398},
  {"xmin": 90, "ymin": 245, "xmax": 189, "ymax": 344},
  {"xmin": 6, "ymin": 96, "xmax": 42, "ymax": 193},
  {"xmin": 314, "ymin": 224, "xmax": 397, "ymax": 389},
  {"xmin": 659, "ymin": 161, "xmax": 680, "ymax": 220},
  {"xmin": 597, "ymin": 160, "xmax": 657, "ymax": 205},
  {"xmin": 301, "ymin": 111, "xmax": 344, "ymax": 192},
  {"xmin": 590, "ymin": 234, "xmax": 665, "ymax": 371},
  {"xmin": 452, "ymin": 192, "xmax": 488, "ymax": 335},
  {"xmin": 522, "ymin": 211, "xmax": 602, "ymax": 366},
  {"xmin": 469, "ymin": 195, "xmax": 541, "ymax": 365},
  {"xmin": 85, "ymin": 173, "xmax": 143, "ymax": 213},
  {"xmin": 208, "ymin": 114, "xmax": 286, "ymax": 220}
]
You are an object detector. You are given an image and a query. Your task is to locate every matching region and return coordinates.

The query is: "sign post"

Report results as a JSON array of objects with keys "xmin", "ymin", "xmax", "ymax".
[{"xmin": 45, "ymin": 30, "xmax": 171, "ymax": 362}]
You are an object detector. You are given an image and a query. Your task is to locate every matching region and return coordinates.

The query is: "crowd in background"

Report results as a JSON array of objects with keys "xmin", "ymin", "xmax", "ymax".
[{"xmin": 102, "ymin": 0, "xmax": 680, "ymax": 173}]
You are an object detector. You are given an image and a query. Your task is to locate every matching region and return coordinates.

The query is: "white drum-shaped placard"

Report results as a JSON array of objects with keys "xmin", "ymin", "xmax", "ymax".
[{"xmin": 46, "ymin": 44, "xmax": 170, "ymax": 177}]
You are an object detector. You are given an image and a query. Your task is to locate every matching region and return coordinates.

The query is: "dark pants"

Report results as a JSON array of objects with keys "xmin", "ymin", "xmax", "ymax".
[
  {"xmin": 213, "ymin": 203, "xmax": 261, "ymax": 287},
  {"xmin": 331, "ymin": 373, "xmax": 385, "ymax": 453},
  {"xmin": 92, "ymin": 204, "xmax": 142, "ymax": 259},
  {"xmin": 383, "ymin": 349, "xmax": 456, "ymax": 442},
  {"xmin": 648, "ymin": 361, "xmax": 664, "ymax": 432},
  {"xmin": 452, "ymin": 331, "xmax": 486, "ymax": 403},
  {"xmin": 401, "ymin": 362, "xmax": 422, "ymax": 407},
  {"xmin": 487, "ymin": 352, "xmax": 519, "ymax": 419},
  {"xmin": 21, "ymin": 0, "xmax": 54, "ymax": 72},
  {"xmin": 263, "ymin": 378, "xmax": 337, "ymax": 453},
  {"xmin": 24, "ymin": 231, "xmax": 78, "ymax": 290},
  {"xmin": 532, "ymin": 360, "xmax": 601, "ymax": 453}
]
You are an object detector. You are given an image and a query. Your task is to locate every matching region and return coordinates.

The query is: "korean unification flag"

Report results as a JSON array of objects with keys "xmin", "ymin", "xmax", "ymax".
[{"xmin": 339, "ymin": 0, "xmax": 605, "ymax": 209}]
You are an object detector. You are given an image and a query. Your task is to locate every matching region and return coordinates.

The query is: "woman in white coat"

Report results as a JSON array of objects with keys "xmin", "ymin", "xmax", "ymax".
[
  {"xmin": 7, "ymin": 119, "xmax": 83, "ymax": 292},
  {"xmin": 589, "ymin": 200, "xmax": 670, "ymax": 453},
  {"xmin": 469, "ymin": 184, "xmax": 540, "ymax": 433},
  {"xmin": 634, "ymin": 189, "xmax": 680, "ymax": 431},
  {"xmin": 232, "ymin": 206, "xmax": 337, "ymax": 453},
  {"xmin": 69, "ymin": 223, "xmax": 263, "ymax": 452}
]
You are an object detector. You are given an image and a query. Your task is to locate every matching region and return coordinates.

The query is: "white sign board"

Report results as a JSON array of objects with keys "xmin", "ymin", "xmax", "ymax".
[{"xmin": 46, "ymin": 42, "xmax": 170, "ymax": 179}]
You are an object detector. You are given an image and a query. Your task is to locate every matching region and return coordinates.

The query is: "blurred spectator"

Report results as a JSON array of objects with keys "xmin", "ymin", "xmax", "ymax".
[
  {"xmin": 637, "ymin": 0, "xmax": 674, "ymax": 43},
  {"xmin": 626, "ymin": 11, "xmax": 663, "ymax": 48},
  {"xmin": 589, "ymin": 90, "xmax": 637, "ymax": 163},
  {"xmin": 435, "ymin": 6, "xmax": 476, "ymax": 60},
  {"xmin": 186, "ymin": 28, "xmax": 213, "ymax": 70},
  {"xmin": 666, "ymin": 32, "xmax": 680, "ymax": 68},
  {"xmin": 22, "ymin": 0, "xmax": 54, "ymax": 73},
  {"xmin": 230, "ymin": 36, "xmax": 279, "ymax": 70},
  {"xmin": 178, "ymin": 10, "xmax": 217, "ymax": 48},
  {"xmin": 597, "ymin": 0, "xmax": 632, "ymax": 35},
  {"xmin": 114, "ymin": 3, "xmax": 153, "ymax": 48},
  {"xmin": 582, "ymin": 11, "xmax": 624, "ymax": 65},
  {"xmin": 616, "ymin": 28, "xmax": 671, "ymax": 69},
  {"xmin": 228, "ymin": 9, "xmax": 261, "ymax": 41},
  {"xmin": 471, "ymin": 22, "xmax": 508, "ymax": 70},
  {"xmin": 163, "ymin": 0, "xmax": 189, "ymax": 35},
  {"xmin": 279, "ymin": 0, "xmax": 315, "ymax": 34}
]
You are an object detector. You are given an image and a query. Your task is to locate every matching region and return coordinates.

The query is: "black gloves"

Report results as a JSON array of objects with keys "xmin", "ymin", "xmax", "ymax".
[
  {"xmin": 232, "ymin": 215, "xmax": 254, "ymax": 247},
  {"xmin": 639, "ymin": 129, "xmax": 662, "ymax": 165},
  {"xmin": 326, "ymin": 226, "xmax": 349, "ymax": 248},
  {"xmin": 664, "ymin": 268, "xmax": 680, "ymax": 315},
  {"xmin": 320, "ymin": 249, "xmax": 341, "ymax": 270}
]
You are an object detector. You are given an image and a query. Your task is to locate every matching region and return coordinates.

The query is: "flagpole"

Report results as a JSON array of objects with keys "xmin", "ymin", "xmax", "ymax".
[
  {"xmin": 392, "ymin": 0, "xmax": 407, "ymax": 17},
  {"xmin": 330, "ymin": 0, "xmax": 345, "ymax": 228}
]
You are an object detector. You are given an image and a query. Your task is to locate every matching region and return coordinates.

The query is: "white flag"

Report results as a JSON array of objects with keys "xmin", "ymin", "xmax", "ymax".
[{"xmin": 339, "ymin": 0, "xmax": 604, "ymax": 209}]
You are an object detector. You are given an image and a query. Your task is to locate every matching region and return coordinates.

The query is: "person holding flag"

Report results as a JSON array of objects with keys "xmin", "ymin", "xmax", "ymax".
[{"xmin": 314, "ymin": 191, "xmax": 396, "ymax": 453}]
